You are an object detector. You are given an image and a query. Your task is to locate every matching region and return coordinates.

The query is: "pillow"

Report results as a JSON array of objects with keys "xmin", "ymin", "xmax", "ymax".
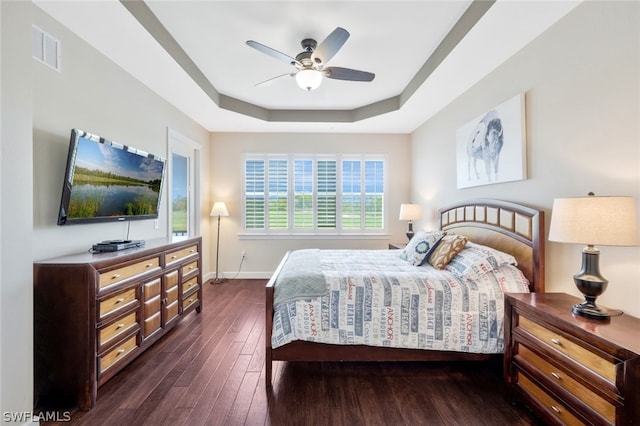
[
  {"xmin": 426, "ymin": 234, "xmax": 468, "ymax": 269},
  {"xmin": 445, "ymin": 242, "xmax": 518, "ymax": 279},
  {"xmin": 398, "ymin": 230, "xmax": 445, "ymax": 266}
]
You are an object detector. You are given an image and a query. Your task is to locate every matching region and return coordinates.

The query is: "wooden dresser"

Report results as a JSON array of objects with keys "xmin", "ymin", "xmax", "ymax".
[
  {"xmin": 34, "ymin": 236, "xmax": 203, "ymax": 411},
  {"xmin": 504, "ymin": 292, "xmax": 640, "ymax": 425}
]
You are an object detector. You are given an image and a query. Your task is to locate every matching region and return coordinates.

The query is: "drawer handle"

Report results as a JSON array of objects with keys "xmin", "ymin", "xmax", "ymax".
[
  {"xmin": 550, "ymin": 405, "xmax": 561, "ymax": 414},
  {"xmin": 115, "ymin": 298, "xmax": 125, "ymax": 304},
  {"xmin": 187, "ymin": 298, "xmax": 194, "ymax": 303},
  {"xmin": 551, "ymin": 372, "xmax": 561, "ymax": 380},
  {"xmin": 116, "ymin": 323, "xmax": 125, "ymax": 330},
  {"xmin": 146, "ymin": 263, "xmax": 153, "ymax": 268},
  {"xmin": 112, "ymin": 274, "xmax": 121, "ymax": 280},
  {"xmin": 551, "ymin": 338, "xmax": 561, "ymax": 346},
  {"xmin": 117, "ymin": 348, "xmax": 126, "ymax": 356},
  {"xmin": 189, "ymin": 249, "xmax": 195, "ymax": 253},
  {"xmin": 171, "ymin": 255, "xmax": 177, "ymax": 259}
]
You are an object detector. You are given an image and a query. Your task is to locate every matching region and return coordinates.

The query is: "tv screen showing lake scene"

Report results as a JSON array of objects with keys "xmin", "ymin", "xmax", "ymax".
[{"xmin": 58, "ymin": 129, "xmax": 165, "ymax": 224}]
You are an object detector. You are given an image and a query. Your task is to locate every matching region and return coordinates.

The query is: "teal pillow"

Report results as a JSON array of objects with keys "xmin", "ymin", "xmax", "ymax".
[{"xmin": 398, "ymin": 230, "xmax": 445, "ymax": 266}]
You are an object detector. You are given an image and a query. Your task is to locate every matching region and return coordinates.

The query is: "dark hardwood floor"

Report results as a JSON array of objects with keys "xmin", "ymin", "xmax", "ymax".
[{"xmin": 45, "ymin": 279, "xmax": 540, "ymax": 426}]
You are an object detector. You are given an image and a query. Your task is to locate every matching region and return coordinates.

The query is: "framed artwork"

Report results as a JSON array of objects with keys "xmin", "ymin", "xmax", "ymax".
[{"xmin": 456, "ymin": 93, "xmax": 526, "ymax": 189}]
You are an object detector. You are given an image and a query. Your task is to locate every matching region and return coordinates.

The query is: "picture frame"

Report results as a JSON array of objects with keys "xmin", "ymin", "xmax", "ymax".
[{"xmin": 456, "ymin": 93, "xmax": 526, "ymax": 189}]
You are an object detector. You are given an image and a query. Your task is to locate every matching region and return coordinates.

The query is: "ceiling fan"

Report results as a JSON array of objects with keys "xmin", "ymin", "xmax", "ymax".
[{"xmin": 246, "ymin": 27, "xmax": 375, "ymax": 91}]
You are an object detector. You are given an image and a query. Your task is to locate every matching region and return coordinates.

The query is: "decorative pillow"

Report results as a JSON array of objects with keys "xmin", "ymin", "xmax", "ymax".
[
  {"xmin": 427, "ymin": 234, "xmax": 468, "ymax": 269},
  {"xmin": 445, "ymin": 242, "xmax": 518, "ymax": 279},
  {"xmin": 399, "ymin": 230, "xmax": 445, "ymax": 266}
]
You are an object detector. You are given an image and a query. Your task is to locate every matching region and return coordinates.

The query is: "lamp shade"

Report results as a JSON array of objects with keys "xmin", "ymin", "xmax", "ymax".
[
  {"xmin": 549, "ymin": 195, "xmax": 639, "ymax": 246},
  {"xmin": 210, "ymin": 201, "xmax": 229, "ymax": 217},
  {"xmin": 399, "ymin": 203, "xmax": 423, "ymax": 221},
  {"xmin": 296, "ymin": 69, "xmax": 322, "ymax": 91}
]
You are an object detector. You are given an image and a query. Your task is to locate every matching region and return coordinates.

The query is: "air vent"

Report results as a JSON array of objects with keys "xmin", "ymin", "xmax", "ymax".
[{"xmin": 32, "ymin": 25, "xmax": 61, "ymax": 71}]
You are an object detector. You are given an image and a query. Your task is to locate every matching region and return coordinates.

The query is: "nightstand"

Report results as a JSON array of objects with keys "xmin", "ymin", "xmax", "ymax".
[
  {"xmin": 388, "ymin": 242, "xmax": 407, "ymax": 250},
  {"xmin": 504, "ymin": 292, "xmax": 640, "ymax": 425}
]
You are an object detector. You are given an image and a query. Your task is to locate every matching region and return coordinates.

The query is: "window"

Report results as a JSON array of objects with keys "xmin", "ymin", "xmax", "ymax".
[{"xmin": 243, "ymin": 155, "xmax": 385, "ymax": 234}]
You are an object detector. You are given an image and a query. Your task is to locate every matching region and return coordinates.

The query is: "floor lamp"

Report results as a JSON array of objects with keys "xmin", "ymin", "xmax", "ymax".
[{"xmin": 210, "ymin": 201, "xmax": 229, "ymax": 284}]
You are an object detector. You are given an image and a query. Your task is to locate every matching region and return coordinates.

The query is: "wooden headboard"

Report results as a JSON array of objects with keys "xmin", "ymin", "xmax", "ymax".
[{"xmin": 439, "ymin": 199, "xmax": 545, "ymax": 293}]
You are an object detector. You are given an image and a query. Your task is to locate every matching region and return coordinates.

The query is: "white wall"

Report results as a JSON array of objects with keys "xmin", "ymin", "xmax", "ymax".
[
  {"xmin": 1, "ymin": 3, "xmax": 211, "ymax": 418},
  {"xmin": 1, "ymin": 2, "xmax": 35, "ymax": 421},
  {"xmin": 209, "ymin": 132, "xmax": 411, "ymax": 277},
  {"xmin": 410, "ymin": 1, "xmax": 640, "ymax": 316}
]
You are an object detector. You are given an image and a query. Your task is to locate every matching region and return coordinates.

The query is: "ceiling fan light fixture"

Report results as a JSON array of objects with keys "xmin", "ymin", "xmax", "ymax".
[{"xmin": 296, "ymin": 69, "xmax": 322, "ymax": 91}]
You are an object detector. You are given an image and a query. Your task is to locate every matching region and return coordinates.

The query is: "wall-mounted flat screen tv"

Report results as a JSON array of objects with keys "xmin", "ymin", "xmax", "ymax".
[{"xmin": 57, "ymin": 128, "xmax": 166, "ymax": 225}]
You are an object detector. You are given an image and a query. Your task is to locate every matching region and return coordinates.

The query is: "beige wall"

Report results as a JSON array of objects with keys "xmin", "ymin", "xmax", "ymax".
[
  {"xmin": 30, "ymin": 6, "xmax": 210, "ymax": 263},
  {"xmin": 1, "ymin": 3, "xmax": 210, "ymax": 417},
  {"xmin": 209, "ymin": 132, "xmax": 411, "ymax": 277},
  {"xmin": 410, "ymin": 1, "xmax": 640, "ymax": 316}
]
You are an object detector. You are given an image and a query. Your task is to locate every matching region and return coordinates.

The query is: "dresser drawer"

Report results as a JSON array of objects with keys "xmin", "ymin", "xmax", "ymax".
[
  {"xmin": 166, "ymin": 284, "xmax": 179, "ymax": 304},
  {"xmin": 165, "ymin": 245, "xmax": 198, "ymax": 265},
  {"xmin": 98, "ymin": 257, "xmax": 161, "ymax": 289},
  {"xmin": 517, "ymin": 344, "xmax": 616, "ymax": 424},
  {"xmin": 98, "ymin": 312, "xmax": 138, "ymax": 347},
  {"xmin": 182, "ymin": 294, "xmax": 199, "ymax": 311},
  {"xmin": 99, "ymin": 335, "xmax": 138, "ymax": 374},
  {"xmin": 144, "ymin": 295, "xmax": 161, "ymax": 318},
  {"xmin": 165, "ymin": 300, "xmax": 179, "ymax": 321},
  {"xmin": 182, "ymin": 260, "xmax": 199, "ymax": 277},
  {"xmin": 99, "ymin": 288, "xmax": 138, "ymax": 318},
  {"xmin": 182, "ymin": 276, "xmax": 199, "ymax": 295},
  {"xmin": 517, "ymin": 371, "xmax": 584, "ymax": 426},
  {"xmin": 143, "ymin": 277, "xmax": 161, "ymax": 299},
  {"xmin": 144, "ymin": 311, "xmax": 161, "ymax": 337},
  {"xmin": 518, "ymin": 315, "xmax": 616, "ymax": 383}
]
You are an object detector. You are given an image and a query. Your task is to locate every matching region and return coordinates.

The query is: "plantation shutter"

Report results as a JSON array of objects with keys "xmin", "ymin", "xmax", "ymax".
[
  {"xmin": 341, "ymin": 160, "xmax": 362, "ymax": 229},
  {"xmin": 268, "ymin": 159, "xmax": 288, "ymax": 229},
  {"xmin": 244, "ymin": 160, "xmax": 265, "ymax": 229},
  {"xmin": 316, "ymin": 160, "xmax": 337, "ymax": 229},
  {"xmin": 293, "ymin": 159, "xmax": 313, "ymax": 229},
  {"xmin": 364, "ymin": 160, "xmax": 384, "ymax": 229}
]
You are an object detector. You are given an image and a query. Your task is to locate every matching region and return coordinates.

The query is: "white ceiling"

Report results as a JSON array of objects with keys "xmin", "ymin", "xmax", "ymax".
[{"xmin": 34, "ymin": 1, "xmax": 581, "ymax": 134}]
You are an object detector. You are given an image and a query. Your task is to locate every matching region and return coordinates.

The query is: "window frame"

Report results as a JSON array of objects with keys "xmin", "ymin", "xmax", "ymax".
[{"xmin": 241, "ymin": 153, "xmax": 388, "ymax": 237}]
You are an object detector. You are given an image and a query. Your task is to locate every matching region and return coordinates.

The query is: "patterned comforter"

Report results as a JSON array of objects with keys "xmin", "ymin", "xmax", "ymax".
[{"xmin": 272, "ymin": 249, "xmax": 530, "ymax": 353}]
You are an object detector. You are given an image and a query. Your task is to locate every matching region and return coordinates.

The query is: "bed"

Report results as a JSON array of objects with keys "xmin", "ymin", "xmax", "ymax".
[{"xmin": 265, "ymin": 199, "xmax": 545, "ymax": 387}]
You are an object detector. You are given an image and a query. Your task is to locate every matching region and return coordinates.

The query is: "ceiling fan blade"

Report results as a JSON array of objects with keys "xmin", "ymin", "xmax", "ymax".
[
  {"xmin": 311, "ymin": 27, "xmax": 349, "ymax": 65},
  {"xmin": 246, "ymin": 40, "xmax": 300, "ymax": 67},
  {"xmin": 254, "ymin": 72, "xmax": 296, "ymax": 87},
  {"xmin": 324, "ymin": 67, "xmax": 375, "ymax": 82}
]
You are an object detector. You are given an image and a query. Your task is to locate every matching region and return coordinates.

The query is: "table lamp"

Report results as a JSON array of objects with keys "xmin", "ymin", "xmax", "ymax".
[
  {"xmin": 399, "ymin": 203, "xmax": 423, "ymax": 241},
  {"xmin": 548, "ymin": 193, "xmax": 639, "ymax": 319}
]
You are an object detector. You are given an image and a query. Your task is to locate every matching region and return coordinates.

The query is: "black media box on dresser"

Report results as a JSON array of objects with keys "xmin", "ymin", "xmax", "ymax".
[
  {"xmin": 34, "ymin": 236, "xmax": 202, "ymax": 411},
  {"xmin": 504, "ymin": 292, "xmax": 640, "ymax": 425}
]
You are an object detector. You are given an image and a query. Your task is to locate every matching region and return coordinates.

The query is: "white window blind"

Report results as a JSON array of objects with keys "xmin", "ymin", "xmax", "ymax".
[{"xmin": 243, "ymin": 155, "xmax": 385, "ymax": 234}]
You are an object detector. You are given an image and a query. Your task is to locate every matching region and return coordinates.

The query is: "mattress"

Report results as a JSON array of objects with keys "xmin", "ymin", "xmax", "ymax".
[{"xmin": 271, "ymin": 249, "xmax": 530, "ymax": 354}]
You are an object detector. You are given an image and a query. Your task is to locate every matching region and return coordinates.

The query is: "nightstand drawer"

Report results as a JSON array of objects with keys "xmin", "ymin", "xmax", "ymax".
[
  {"xmin": 517, "ymin": 344, "xmax": 616, "ymax": 424},
  {"xmin": 518, "ymin": 315, "xmax": 616, "ymax": 383},
  {"xmin": 517, "ymin": 372, "xmax": 583, "ymax": 426}
]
